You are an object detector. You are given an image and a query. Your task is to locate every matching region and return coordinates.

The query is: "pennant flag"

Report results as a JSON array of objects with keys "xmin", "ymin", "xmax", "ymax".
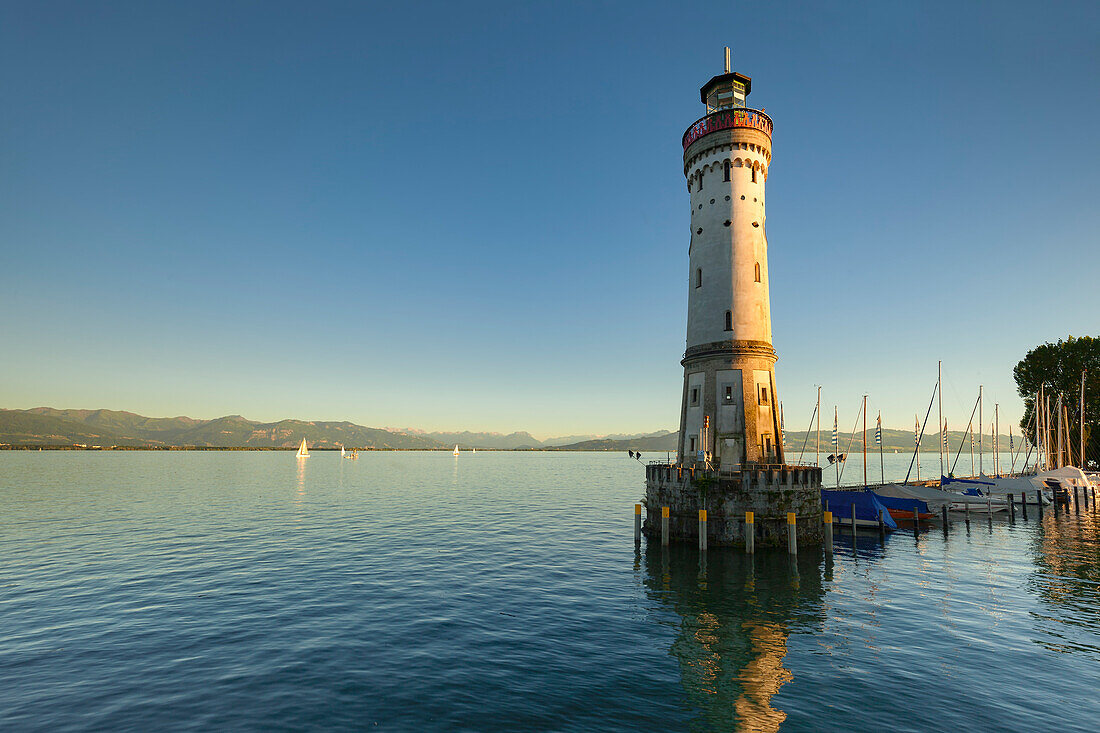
[
  {"xmin": 915, "ymin": 417, "xmax": 920, "ymax": 447},
  {"xmin": 832, "ymin": 415, "xmax": 838, "ymax": 449},
  {"xmin": 942, "ymin": 419, "xmax": 949, "ymax": 450},
  {"xmin": 875, "ymin": 415, "xmax": 882, "ymax": 446}
]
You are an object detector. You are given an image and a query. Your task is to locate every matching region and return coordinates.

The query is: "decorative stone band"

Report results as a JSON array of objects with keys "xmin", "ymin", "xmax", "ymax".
[
  {"xmin": 682, "ymin": 108, "xmax": 772, "ymax": 150},
  {"xmin": 682, "ymin": 339, "xmax": 777, "ymax": 366}
]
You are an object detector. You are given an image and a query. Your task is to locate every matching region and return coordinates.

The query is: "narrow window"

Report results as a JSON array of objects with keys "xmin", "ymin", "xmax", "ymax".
[
  {"xmin": 689, "ymin": 436, "xmax": 696, "ymax": 452},
  {"xmin": 759, "ymin": 386, "xmax": 769, "ymax": 405},
  {"xmin": 691, "ymin": 388, "xmax": 699, "ymax": 406},
  {"xmin": 751, "ymin": 166, "xmax": 757, "ymax": 183},
  {"xmin": 754, "ymin": 263, "xmax": 761, "ymax": 282},
  {"xmin": 695, "ymin": 268, "xmax": 702, "ymax": 288},
  {"xmin": 724, "ymin": 310, "xmax": 732, "ymax": 331},
  {"xmin": 724, "ymin": 386, "xmax": 733, "ymax": 403},
  {"xmin": 698, "ymin": 173, "xmax": 703, "ymax": 191},
  {"xmin": 723, "ymin": 160, "xmax": 731, "ymax": 181}
]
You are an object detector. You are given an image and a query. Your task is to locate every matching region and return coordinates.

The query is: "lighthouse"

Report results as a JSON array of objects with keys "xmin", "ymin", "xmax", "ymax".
[
  {"xmin": 679, "ymin": 48, "xmax": 781, "ymax": 469},
  {"xmin": 643, "ymin": 51, "xmax": 821, "ymax": 548}
]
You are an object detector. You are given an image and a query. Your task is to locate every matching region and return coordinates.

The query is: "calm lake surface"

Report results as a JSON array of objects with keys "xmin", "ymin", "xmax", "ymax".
[{"xmin": 2, "ymin": 451, "xmax": 1098, "ymax": 732}]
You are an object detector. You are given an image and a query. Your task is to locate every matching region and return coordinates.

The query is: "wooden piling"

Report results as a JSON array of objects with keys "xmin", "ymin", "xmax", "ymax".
[
  {"xmin": 661, "ymin": 506, "xmax": 669, "ymax": 546},
  {"xmin": 877, "ymin": 508, "xmax": 884, "ymax": 536},
  {"xmin": 634, "ymin": 504, "xmax": 642, "ymax": 543},
  {"xmin": 1008, "ymin": 494, "xmax": 1015, "ymax": 522},
  {"xmin": 745, "ymin": 511, "xmax": 755, "ymax": 554},
  {"xmin": 824, "ymin": 511, "xmax": 834, "ymax": 555},
  {"xmin": 1074, "ymin": 485, "xmax": 1080, "ymax": 513},
  {"xmin": 787, "ymin": 512, "xmax": 797, "ymax": 555},
  {"xmin": 941, "ymin": 504, "xmax": 948, "ymax": 524},
  {"xmin": 698, "ymin": 509, "xmax": 707, "ymax": 552},
  {"xmin": 1036, "ymin": 490, "xmax": 1043, "ymax": 519},
  {"xmin": 965, "ymin": 500, "xmax": 970, "ymax": 523},
  {"xmin": 914, "ymin": 501, "xmax": 921, "ymax": 532},
  {"xmin": 1021, "ymin": 493, "xmax": 1028, "ymax": 520},
  {"xmin": 850, "ymin": 503, "xmax": 857, "ymax": 538}
]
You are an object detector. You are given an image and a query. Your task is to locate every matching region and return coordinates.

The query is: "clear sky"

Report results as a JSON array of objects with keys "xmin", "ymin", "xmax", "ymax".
[{"xmin": 2, "ymin": 1, "xmax": 1098, "ymax": 438}]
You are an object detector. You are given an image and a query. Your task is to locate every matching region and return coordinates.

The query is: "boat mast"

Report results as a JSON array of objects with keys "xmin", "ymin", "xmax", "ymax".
[
  {"xmin": 1035, "ymin": 387, "xmax": 1043, "ymax": 471},
  {"xmin": 978, "ymin": 385, "xmax": 983, "ymax": 475},
  {"xmin": 1055, "ymin": 394, "xmax": 1064, "ymax": 469},
  {"xmin": 878, "ymin": 411, "xmax": 884, "ymax": 485},
  {"xmin": 1082, "ymin": 370, "xmax": 1087, "ymax": 469},
  {"xmin": 834, "ymin": 405, "xmax": 840, "ymax": 489},
  {"xmin": 994, "ymin": 403, "xmax": 1000, "ymax": 477},
  {"xmin": 915, "ymin": 415, "xmax": 921, "ymax": 482},
  {"xmin": 862, "ymin": 395, "xmax": 868, "ymax": 487},
  {"xmin": 938, "ymin": 361, "xmax": 944, "ymax": 480},
  {"xmin": 816, "ymin": 386, "xmax": 821, "ymax": 469}
]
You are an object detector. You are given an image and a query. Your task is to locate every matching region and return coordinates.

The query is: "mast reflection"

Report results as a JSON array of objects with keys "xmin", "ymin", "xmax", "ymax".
[{"xmin": 644, "ymin": 546, "xmax": 825, "ymax": 732}]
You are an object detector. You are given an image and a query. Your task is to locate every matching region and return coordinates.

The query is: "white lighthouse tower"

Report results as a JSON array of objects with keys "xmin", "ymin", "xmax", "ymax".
[{"xmin": 678, "ymin": 49, "xmax": 782, "ymax": 469}]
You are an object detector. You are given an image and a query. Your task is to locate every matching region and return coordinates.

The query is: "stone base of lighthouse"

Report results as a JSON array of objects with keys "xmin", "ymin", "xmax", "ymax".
[{"xmin": 644, "ymin": 464, "xmax": 823, "ymax": 547}]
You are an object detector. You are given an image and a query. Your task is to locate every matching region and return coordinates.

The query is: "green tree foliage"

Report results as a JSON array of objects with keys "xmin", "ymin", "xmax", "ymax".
[{"xmin": 1013, "ymin": 336, "xmax": 1100, "ymax": 468}]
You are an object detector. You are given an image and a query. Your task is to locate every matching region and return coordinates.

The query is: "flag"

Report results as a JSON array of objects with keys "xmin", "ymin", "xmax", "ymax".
[
  {"xmin": 915, "ymin": 417, "xmax": 920, "ymax": 447},
  {"xmin": 943, "ymin": 419, "xmax": 948, "ymax": 450},
  {"xmin": 832, "ymin": 415, "xmax": 838, "ymax": 449},
  {"xmin": 875, "ymin": 415, "xmax": 881, "ymax": 446}
]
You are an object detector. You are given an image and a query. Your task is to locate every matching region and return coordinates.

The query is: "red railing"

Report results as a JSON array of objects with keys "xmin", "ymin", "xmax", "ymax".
[{"xmin": 682, "ymin": 108, "xmax": 772, "ymax": 150}]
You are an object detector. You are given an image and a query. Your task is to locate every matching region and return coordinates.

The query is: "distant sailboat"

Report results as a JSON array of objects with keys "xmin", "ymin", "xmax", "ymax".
[
  {"xmin": 472, "ymin": 448, "xmax": 476, "ymax": 454},
  {"xmin": 453, "ymin": 445, "xmax": 460, "ymax": 456},
  {"xmin": 296, "ymin": 439, "xmax": 310, "ymax": 459},
  {"xmin": 341, "ymin": 446, "xmax": 346, "ymax": 458}
]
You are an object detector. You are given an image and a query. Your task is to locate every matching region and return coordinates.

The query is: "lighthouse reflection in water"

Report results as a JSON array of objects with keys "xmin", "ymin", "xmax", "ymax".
[{"xmin": 643, "ymin": 545, "xmax": 825, "ymax": 732}]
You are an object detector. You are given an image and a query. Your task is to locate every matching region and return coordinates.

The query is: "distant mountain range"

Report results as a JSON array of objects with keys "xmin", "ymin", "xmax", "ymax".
[
  {"xmin": 0, "ymin": 408, "xmax": 1023, "ymax": 454},
  {"xmin": 0, "ymin": 408, "xmax": 676, "ymax": 451}
]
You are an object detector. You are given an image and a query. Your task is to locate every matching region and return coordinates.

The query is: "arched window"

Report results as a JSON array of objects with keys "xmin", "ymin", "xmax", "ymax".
[
  {"xmin": 698, "ymin": 173, "xmax": 703, "ymax": 191},
  {"xmin": 696, "ymin": 268, "xmax": 702, "ymax": 288},
  {"xmin": 724, "ymin": 310, "xmax": 732, "ymax": 331},
  {"xmin": 754, "ymin": 263, "xmax": 761, "ymax": 282},
  {"xmin": 723, "ymin": 160, "xmax": 731, "ymax": 182}
]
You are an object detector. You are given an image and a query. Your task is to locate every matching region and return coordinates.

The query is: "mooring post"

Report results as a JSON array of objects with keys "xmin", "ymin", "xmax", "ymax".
[
  {"xmin": 1074, "ymin": 485, "xmax": 1080, "ymax": 513},
  {"xmin": 1037, "ymin": 490, "xmax": 1043, "ymax": 519},
  {"xmin": 661, "ymin": 506, "xmax": 669, "ymax": 546},
  {"xmin": 787, "ymin": 512, "xmax": 797, "ymax": 555},
  {"xmin": 634, "ymin": 504, "xmax": 642, "ymax": 544},
  {"xmin": 1053, "ymin": 490, "xmax": 1060, "ymax": 518},
  {"xmin": 850, "ymin": 503, "xmax": 857, "ymax": 538},
  {"xmin": 914, "ymin": 502, "xmax": 921, "ymax": 533},
  {"xmin": 698, "ymin": 509, "xmax": 707, "ymax": 552},
  {"xmin": 965, "ymin": 500, "xmax": 970, "ymax": 523},
  {"xmin": 877, "ymin": 508, "xmax": 884, "ymax": 536},
  {"xmin": 745, "ymin": 511, "xmax": 755, "ymax": 554},
  {"xmin": 824, "ymin": 511, "xmax": 834, "ymax": 555},
  {"xmin": 1008, "ymin": 494, "xmax": 1015, "ymax": 522},
  {"xmin": 941, "ymin": 504, "xmax": 948, "ymax": 525},
  {"xmin": 1021, "ymin": 493, "xmax": 1028, "ymax": 520}
]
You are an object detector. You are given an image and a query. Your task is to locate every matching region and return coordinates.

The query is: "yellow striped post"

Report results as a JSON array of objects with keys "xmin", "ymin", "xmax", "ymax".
[
  {"xmin": 787, "ymin": 512, "xmax": 797, "ymax": 555},
  {"xmin": 745, "ymin": 511, "xmax": 755, "ymax": 554},
  {"xmin": 698, "ymin": 509, "xmax": 708, "ymax": 552},
  {"xmin": 634, "ymin": 503, "xmax": 642, "ymax": 544},
  {"xmin": 824, "ymin": 511, "xmax": 834, "ymax": 554},
  {"xmin": 661, "ymin": 506, "xmax": 670, "ymax": 546}
]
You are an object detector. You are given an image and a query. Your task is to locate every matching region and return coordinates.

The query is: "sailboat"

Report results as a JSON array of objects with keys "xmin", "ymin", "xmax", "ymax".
[
  {"xmin": 453, "ymin": 444, "xmax": 460, "ymax": 456},
  {"xmin": 341, "ymin": 446, "xmax": 346, "ymax": 458},
  {"xmin": 472, "ymin": 447, "xmax": 476, "ymax": 454},
  {"xmin": 296, "ymin": 439, "xmax": 310, "ymax": 459}
]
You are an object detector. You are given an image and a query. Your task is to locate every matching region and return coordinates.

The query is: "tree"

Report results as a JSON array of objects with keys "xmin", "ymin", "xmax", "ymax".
[{"xmin": 1013, "ymin": 336, "xmax": 1100, "ymax": 469}]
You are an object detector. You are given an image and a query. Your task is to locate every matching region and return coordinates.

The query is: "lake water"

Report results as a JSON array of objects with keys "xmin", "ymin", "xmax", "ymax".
[{"xmin": 2, "ymin": 451, "xmax": 1098, "ymax": 732}]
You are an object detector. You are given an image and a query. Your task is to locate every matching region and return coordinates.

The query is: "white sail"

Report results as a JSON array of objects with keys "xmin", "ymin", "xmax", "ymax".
[
  {"xmin": 453, "ymin": 444, "xmax": 460, "ymax": 456},
  {"xmin": 296, "ymin": 439, "xmax": 310, "ymax": 458},
  {"xmin": 341, "ymin": 446, "xmax": 346, "ymax": 457}
]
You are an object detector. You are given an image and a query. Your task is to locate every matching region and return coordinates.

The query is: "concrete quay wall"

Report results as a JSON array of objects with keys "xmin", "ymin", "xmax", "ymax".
[{"xmin": 644, "ymin": 464, "xmax": 823, "ymax": 547}]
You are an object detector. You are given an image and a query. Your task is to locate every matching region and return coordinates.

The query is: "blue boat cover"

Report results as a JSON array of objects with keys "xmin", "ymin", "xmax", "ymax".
[
  {"xmin": 821, "ymin": 490, "xmax": 898, "ymax": 529},
  {"xmin": 872, "ymin": 492, "xmax": 930, "ymax": 516},
  {"xmin": 941, "ymin": 475, "xmax": 992, "ymax": 495}
]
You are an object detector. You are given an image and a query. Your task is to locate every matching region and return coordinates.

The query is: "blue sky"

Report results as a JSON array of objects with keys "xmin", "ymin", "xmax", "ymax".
[{"xmin": 2, "ymin": 1, "xmax": 1097, "ymax": 438}]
